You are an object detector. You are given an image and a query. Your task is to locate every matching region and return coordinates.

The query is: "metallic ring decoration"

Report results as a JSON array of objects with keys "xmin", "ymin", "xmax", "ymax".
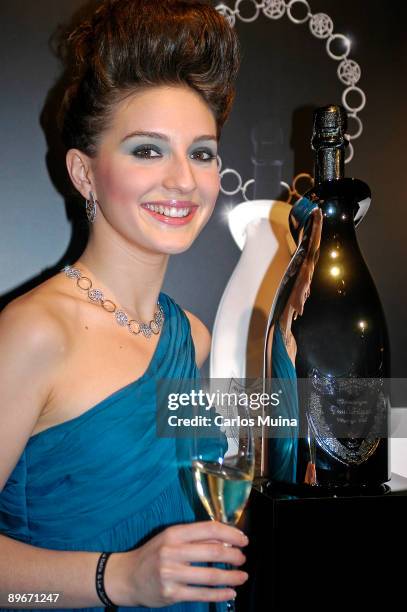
[
  {"xmin": 262, "ymin": 0, "xmax": 286, "ymax": 20},
  {"xmin": 115, "ymin": 310, "xmax": 129, "ymax": 327},
  {"xmin": 345, "ymin": 141, "xmax": 354, "ymax": 164},
  {"xmin": 286, "ymin": 0, "xmax": 311, "ymax": 25},
  {"xmin": 64, "ymin": 266, "xmax": 81, "ymax": 279},
  {"xmin": 292, "ymin": 173, "xmax": 314, "ymax": 200},
  {"xmin": 215, "ymin": 0, "xmax": 366, "ymax": 202},
  {"xmin": 88, "ymin": 289, "xmax": 104, "ymax": 303},
  {"xmin": 218, "ymin": 3, "xmax": 236, "ymax": 25},
  {"xmin": 128, "ymin": 320, "xmax": 141, "ymax": 335},
  {"xmin": 102, "ymin": 300, "xmax": 116, "ymax": 313},
  {"xmin": 77, "ymin": 276, "xmax": 92, "ymax": 291},
  {"xmin": 242, "ymin": 178, "xmax": 255, "ymax": 200},
  {"xmin": 346, "ymin": 114, "xmax": 363, "ymax": 141},
  {"xmin": 326, "ymin": 33, "xmax": 351, "ymax": 61},
  {"xmin": 342, "ymin": 85, "xmax": 366, "ymax": 113},
  {"xmin": 219, "ymin": 168, "xmax": 243, "ymax": 196},
  {"xmin": 279, "ymin": 181, "xmax": 293, "ymax": 204},
  {"xmin": 150, "ymin": 320, "xmax": 161, "ymax": 335},
  {"xmin": 235, "ymin": 0, "xmax": 260, "ymax": 23},
  {"xmin": 337, "ymin": 58, "xmax": 361, "ymax": 85},
  {"xmin": 309, "ymin": 12, "xmax": 333, "ymax": 39}
]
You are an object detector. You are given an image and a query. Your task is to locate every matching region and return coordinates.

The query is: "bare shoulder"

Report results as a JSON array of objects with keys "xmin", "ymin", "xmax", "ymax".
[
  {"xmin": 0, "ymin": 278, "xmax": 71, "ymax": 371},
  {"xmin": 183, "ymin": 309, "xmax": 211, "ymax": 369},
  {"xmin": 0, "ymin": 279, "xmax": 71, "ymax": 490}
]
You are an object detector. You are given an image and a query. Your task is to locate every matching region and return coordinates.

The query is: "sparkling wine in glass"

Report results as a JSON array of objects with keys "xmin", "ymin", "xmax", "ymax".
[{"xmin": 191, "ymin": 401, "xmax": 254, "ymax": 612}]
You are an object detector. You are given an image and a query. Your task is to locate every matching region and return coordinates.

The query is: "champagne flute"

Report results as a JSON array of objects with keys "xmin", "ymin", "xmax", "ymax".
[{"xmin": 191, "ymin": 400, "xmax": 254, "ymax": 611}]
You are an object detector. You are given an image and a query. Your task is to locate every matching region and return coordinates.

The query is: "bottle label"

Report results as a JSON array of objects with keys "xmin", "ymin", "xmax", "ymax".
[{"xmin": 307, "ymin": 373, "xmax": 388, "ymax": 466}]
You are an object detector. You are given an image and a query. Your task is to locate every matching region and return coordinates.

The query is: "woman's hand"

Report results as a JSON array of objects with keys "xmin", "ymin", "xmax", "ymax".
[{"xmin": 106, "ymin": 520, "xmax": 249, "ymax": 607}]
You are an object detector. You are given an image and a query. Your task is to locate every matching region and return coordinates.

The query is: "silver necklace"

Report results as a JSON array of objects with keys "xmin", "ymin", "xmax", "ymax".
[{"xmin": 62, "ymin": 266, "xmax": 164, "ymax": 339}]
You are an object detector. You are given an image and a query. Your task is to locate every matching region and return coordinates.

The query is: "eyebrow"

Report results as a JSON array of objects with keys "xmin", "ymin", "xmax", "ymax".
[{"xmin": 121, "ymin": 130, "xmax": 218, "ymax": 144}]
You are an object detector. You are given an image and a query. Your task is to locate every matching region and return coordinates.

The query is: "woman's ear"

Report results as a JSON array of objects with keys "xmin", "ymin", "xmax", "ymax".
[{"xmin": 65, "ymin": 149, "xmax": 94, "ymax": 200}]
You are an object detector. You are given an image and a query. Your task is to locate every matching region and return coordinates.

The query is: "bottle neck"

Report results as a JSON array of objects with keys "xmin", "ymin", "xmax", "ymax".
[{"xmin": 314, "ymin": 145, "xmax": 345, "ymax": 185}]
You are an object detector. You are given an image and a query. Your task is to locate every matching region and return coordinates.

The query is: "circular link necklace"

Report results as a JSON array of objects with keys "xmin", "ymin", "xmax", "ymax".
[{"xmin": 62, "ymin": 266, "xmax": 164, "ymax": 339}]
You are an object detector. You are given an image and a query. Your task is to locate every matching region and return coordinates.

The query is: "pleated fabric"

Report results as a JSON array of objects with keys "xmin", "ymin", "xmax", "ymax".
[
  {"xmin": 0, "ymin": 292, "xmax": 223, "ymax": 612},
  {"xmin": 267, "ymin": 323, "xmax": 299, "ymax": 484}
]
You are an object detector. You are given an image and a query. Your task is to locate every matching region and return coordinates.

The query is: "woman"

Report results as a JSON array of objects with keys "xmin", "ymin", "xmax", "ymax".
[
  {"xmin": 263, "ymin": 206, "xmax": 323, "ymax": 484},
  {"xmin": 275, "ymin": 206, "xmax": 323, "ymax": 366},
  {"xmin": 0, "ymin": 1, "xmax": 248, "ymax": 610}
]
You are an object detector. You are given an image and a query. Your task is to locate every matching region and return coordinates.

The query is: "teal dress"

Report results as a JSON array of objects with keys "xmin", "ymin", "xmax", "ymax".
[
  {"xmin": 0, "ymin": 292, "xmax": 221, "ymax": 612},
  {"xmin": 267, "ymin": 323, "xmax": 299, "ymax": 484}
]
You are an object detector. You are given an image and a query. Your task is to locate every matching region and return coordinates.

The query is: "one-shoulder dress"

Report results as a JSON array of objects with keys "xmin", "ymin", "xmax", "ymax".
[{"xmin": 0, "ymin": 292, "xmax": 223, "ymax": 612}]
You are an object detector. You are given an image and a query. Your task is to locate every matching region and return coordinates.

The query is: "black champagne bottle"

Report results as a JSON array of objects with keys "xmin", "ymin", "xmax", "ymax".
[{"xmin": 262, "ymin": 105, "xmax": 390, "ymax": 489}]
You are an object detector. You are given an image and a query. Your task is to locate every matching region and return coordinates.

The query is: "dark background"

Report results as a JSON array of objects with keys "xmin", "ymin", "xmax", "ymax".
[{"xmin": 1, "ymin": 0, "xmax": 406, "ymax": 379}]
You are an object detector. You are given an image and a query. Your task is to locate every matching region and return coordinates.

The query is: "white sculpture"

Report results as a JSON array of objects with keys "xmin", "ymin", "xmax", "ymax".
[{"xmin": 210, "ymin": 199, "xmax": 295, "ymax": 381}]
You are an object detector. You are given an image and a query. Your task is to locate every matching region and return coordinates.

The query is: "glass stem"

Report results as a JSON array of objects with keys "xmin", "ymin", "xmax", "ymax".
[{"xmin": 224, "ymin": 562, "xmax": 236, "ymax": 612}]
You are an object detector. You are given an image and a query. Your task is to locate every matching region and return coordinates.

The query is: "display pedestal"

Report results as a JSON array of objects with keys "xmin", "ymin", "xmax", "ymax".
[{"xmin": 236, "ymin": 473, "xmax": 407, "ymax": 611}]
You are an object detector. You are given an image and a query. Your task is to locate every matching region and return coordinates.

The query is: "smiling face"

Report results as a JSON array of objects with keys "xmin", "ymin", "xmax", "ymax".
[{"xmin": 72, "ymin": 84, "xmax": 220, "ymax": 255}]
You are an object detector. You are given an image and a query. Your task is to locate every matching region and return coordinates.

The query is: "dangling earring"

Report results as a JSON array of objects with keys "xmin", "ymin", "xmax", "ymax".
[{"xmin": 85, "ymin": 191, "xmax": 98, "ymax": 223}]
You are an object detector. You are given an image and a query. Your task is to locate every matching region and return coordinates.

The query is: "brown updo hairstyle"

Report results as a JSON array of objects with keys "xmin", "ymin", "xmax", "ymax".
[{"xmin": 57, "ymin": 0, "xmax": 241, "ymax": 157}]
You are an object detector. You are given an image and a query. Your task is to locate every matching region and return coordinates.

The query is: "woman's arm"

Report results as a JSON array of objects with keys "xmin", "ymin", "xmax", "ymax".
[
  {"xmin": 0, "ymin": 535, "xmax": 102, "ymax": 608},
  {"xmin": 0, "ymin": 298, "xmax": 105, "ymax": 608},
  {"xmin": 0, "ymin": 297, "xmax": 66, "ymax": 492},
  {"xmin": 0, "ymin": 521, "xmax": 247, "ymax": 608}
]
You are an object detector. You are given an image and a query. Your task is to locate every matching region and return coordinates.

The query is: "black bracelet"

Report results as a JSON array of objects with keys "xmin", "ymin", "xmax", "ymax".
[{"xmin": 95, "ymin": 552, "xmax": 116, "ymax": 608}]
